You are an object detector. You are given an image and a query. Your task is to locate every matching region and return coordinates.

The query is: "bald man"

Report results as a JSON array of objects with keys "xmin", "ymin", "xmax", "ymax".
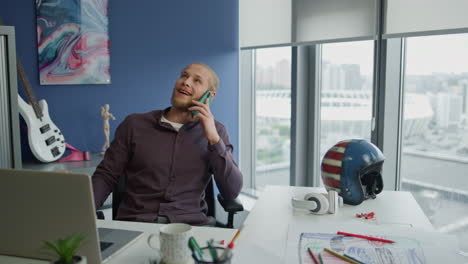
[{"xmin": 92, "ymin": 63, "xmax": 243, "ymax": 225}]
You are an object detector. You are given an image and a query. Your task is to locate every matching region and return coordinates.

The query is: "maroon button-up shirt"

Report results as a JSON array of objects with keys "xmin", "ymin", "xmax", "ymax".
[{"xmin": 92, "ymin": 109, "xmax": 243, "ymax": 225}]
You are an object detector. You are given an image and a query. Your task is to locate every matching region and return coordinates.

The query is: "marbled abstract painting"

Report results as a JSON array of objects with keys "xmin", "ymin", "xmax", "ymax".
[{"xmin": 36, "ymin": 0, "xmax": 110, "ymax": 85}]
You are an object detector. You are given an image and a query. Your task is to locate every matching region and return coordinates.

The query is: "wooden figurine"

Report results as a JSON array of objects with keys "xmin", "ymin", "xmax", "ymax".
[{"xmin": 101, "ymin": 104, "xmax": 115, "ymax": 155}]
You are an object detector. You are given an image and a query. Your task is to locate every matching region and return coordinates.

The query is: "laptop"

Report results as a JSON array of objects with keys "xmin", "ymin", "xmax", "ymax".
[{"xmin": 0, "ymin": 169, "xmax": 143, "ymax": 264}]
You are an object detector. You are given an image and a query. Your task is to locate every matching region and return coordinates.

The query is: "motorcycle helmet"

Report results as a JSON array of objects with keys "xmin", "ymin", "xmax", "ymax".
[{"xmin": 321, "ymin": 139, "xmax": 385, "ymax": 205}]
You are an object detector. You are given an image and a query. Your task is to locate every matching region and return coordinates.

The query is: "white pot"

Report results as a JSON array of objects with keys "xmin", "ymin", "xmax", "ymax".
[{"xmin": 51, "ymin": 256, "xmax": 87, "ymax": 264}]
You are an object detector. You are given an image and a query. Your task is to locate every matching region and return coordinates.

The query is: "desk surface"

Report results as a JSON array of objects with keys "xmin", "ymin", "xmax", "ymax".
[
  {"xmin": 233, "ymin": 186, "xmax": 464, "ymax": 264},
  {"xmin": 2, "ymin": 186, "xmax": 464, "ymax": 264},
  {"xmin": 234, "ymin": 186, "xmax": 433, "ymax": 264},
  {"xmin": 99, "ymin": 220, "xmax": 236, "ymax": 264},
  {"xmin": 0, "ymin": 220, "xmax": 236, "ymax": 264}
]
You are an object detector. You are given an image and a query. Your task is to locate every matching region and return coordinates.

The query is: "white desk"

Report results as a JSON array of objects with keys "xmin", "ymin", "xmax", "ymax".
[
  {"xmin": 2, "ymin": 186, "xmax": 465, "ymax": 264},
  {"xmin": 99, "ymin": 220, "xmax": 236, "ymax": 264},
  {"xmin": 0, "ymin": 220, "xmax": 236, "ymax": 264},
  {"xmin": 233, "ymin": 186, "xmax": 463, "ymax": 264}
]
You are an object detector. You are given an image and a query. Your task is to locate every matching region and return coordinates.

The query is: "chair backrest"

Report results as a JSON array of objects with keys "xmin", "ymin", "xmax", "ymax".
[
  {"xmin": 111, "ymin": 174, "xmax": 216, "ymax": 220},
  {"xmin": 111, "ymin": 174, "xmax": 127, "ymax": 220},
  {"xmin": 204, "ymin": 177, "xmax": 216, "ymax": 218}
]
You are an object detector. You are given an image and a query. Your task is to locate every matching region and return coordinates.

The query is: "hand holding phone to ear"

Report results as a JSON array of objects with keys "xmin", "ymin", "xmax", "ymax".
[
  {"xmin": 191, "ymin": 90, "xmax": 212, "ymax": 117},
  {"xmin": 189, "ymin": 91, "xmax": 220, "ymax": 145}
]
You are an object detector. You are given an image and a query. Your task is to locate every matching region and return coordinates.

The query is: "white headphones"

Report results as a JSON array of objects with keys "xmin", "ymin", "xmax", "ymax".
[{"xmin": 291, "ymin": 190, "xmax": 343, "ymax": 215}]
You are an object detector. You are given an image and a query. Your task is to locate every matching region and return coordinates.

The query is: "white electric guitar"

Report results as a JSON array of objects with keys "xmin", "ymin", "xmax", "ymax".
[{"xmin": 16, "ymin": 60, "xmax": 66, "ymax": 162}]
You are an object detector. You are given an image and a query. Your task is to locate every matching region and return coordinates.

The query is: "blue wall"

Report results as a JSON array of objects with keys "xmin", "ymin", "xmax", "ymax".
[{"xmin": 2, "ymin": 1, "xmax": 239, "ymax": 159}]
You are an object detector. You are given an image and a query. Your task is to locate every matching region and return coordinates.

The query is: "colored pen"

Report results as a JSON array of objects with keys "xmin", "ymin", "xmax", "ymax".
[
  {"xmin": 188, "ymin": 237, "xmax": 204, "ymax": 259},
  {"xmin": 207, "ymin": 239, "xmax": 218, "ymax": 261},
  {"xmin": 318, "ymin": 253, "xmax": 325, "ymax": 264},
  {"xmin": 337, "ymin": 231, "xmax": 395, "ymax": 243},
  {"xmin": 307, "ymin": 248, "xmax": 320, "ymax": 264},
  {"xmin": 323, "ymin": 248, "xmax": 361, "ymax": 264},
  {"xmin": 344, "ymin": 253, "xmax": 366, "ymax": 264}
]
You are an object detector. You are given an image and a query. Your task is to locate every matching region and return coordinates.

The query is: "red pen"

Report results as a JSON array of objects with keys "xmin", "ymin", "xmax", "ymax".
[
  {"xmin": 307, "ymin": 248, "xmax": 320, "ymax": 264},
  {"xmin": 337, "ymin": 231, "xmax": 395, "ymax": 243}
]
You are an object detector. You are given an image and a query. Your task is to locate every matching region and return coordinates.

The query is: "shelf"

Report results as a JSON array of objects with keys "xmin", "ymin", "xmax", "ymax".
[
  {"xmin": 22, "ymin": 153, "xmax": 112, "ymax": 209},
  {"xmin": 22, "ymin": 153, "xmax": 103, "ymax": 175}
]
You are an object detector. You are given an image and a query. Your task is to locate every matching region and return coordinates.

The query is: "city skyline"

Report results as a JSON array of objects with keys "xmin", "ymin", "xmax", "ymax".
[
  {"xmin": 257, "ymin": 54, "xmax": 468, "ymax": 90},
  {"xmin": 255, "ymin": 33, "xmax": 468, "ymax": 77}
]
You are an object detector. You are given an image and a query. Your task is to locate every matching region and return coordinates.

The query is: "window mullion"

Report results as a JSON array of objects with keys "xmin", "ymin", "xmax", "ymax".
[
  {"xmin": 380, "ymin": 38, "xmax": 405, "ymax": 191},
  {"xmin": 308, "ymin": 45, "xmax": 322, "ymax": 187},
  {"xmin": 239, "ymin": 49, "xmax": 255, "ymax": 190}
]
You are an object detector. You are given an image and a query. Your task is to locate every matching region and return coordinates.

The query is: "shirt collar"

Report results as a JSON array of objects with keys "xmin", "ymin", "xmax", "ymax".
[{"xmin": 154, "ymin": 107, "xmax": 200, "ymax": 130}]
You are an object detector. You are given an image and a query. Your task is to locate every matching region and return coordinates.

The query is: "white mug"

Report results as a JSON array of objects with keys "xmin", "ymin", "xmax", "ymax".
[{"xmin": 147, "ymin": 223, "xmax": 193, "ymax": 264}]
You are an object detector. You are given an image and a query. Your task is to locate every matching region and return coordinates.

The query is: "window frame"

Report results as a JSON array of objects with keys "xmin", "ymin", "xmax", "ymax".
[
  {"xmin": 239, "ymin": 49, "xmax": 255, "ymax": 191},
  {"xmin": 239, "ymin": 0, "xmax": 468, "ymax": 192}
]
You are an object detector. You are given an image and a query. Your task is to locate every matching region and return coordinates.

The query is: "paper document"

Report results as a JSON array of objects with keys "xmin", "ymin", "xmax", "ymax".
[
  {"xmin": 297, "ymin": 232, "xmax": 424, "ymax": 264},
  {"xmin": 285, "ymin": 220, "xmax": 464, "ymax": 264}
]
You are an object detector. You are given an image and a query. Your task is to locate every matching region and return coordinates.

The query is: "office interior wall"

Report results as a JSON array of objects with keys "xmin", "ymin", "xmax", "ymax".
[{"xmin": 1, "ymin": 1, "xmax": 239, "ymax": 158}]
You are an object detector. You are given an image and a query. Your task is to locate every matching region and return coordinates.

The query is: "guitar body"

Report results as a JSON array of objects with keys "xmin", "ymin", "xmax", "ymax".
[{"xmin": 17, "ymin": 95, "xmax": 66, "ymax": 162}]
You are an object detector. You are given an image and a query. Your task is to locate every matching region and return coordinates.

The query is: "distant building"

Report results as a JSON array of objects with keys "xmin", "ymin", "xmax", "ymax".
[
  {"xmin": 256, "ymin": 90, "xmax": 433, "ymax": 140},
  {"xmin": 434, "ymin": 92, "xmax": 463, "ymax": 128},
  {"xmin": 461, "ymin": 80, "xmax": 468, "ymax": 114}
]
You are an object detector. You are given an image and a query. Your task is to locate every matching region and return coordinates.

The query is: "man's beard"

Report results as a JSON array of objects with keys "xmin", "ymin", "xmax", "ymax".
[{"xmin": 170, "ymin": 93, "xmax": 192, "ymax": 110}]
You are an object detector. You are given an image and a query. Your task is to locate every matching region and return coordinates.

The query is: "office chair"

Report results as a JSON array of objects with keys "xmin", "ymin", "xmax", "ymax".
[{"xmin": 97, "ymin": 174, "xmax": 243, "ymax": 228}]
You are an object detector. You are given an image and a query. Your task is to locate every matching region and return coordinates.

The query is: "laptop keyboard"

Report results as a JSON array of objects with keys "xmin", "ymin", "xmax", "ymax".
[{"xmin": 100, "ymin": 241, "xmax": 114, "ymax": 252}]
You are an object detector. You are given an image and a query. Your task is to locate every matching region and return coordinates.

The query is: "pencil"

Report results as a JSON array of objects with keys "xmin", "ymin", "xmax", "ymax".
[
  {"xmin": 323, "ymin": 248, "xmax": 362, "ymax": 264},
  {"xmin": 229, "ymin": 226, "xmax": 243, "ymax": 246},
  {"xmin": 307, "ymin": 248, "xmax": 320, "ymax": 264},
  {"xmin": 337, "ymin": 231, "xmax": 395, "ymax": 243},
  {"xmin": 218, "ymin": 242, "xmax": 234, "ymax": 262},
  {"xmin": 344, "ymin": 253, "xmax": 366, "ymax": 264},
  {"xmin": 318, "ymin": 253, "xmax": 324, "ymax": 264}
]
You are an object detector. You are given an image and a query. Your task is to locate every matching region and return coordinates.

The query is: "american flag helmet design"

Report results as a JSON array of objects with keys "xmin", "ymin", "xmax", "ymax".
[{"xmin": 321, "ymin": 139, "xmax": 385, "ymax": 205}]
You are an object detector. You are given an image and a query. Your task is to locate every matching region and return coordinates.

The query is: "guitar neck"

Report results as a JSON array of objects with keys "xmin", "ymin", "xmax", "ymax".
[{"xmin": 16, "ymin": 60, "xmax": 43, "ymax": 120}]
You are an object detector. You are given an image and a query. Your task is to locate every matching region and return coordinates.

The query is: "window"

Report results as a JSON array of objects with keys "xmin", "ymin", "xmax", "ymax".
[
  {"xmin": 318, "ymin": 41, "xmax": 374, "ymax": 179},
  {"xmin": 401, "ymin": 34, "xmax": 468, "ymax": 254},
  {"xmin": 254, "ymin": 47, "xmax": 292, "ymax": 190},
  {"xmin": 240, "ymin": 36, "xmax": 468, "ymax": 255}
]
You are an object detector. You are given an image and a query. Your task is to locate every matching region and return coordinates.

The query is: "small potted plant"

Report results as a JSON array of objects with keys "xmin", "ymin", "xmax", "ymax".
[{"xmin": 44, "ymin": 233, "xmax": 87, "ymax": 264}]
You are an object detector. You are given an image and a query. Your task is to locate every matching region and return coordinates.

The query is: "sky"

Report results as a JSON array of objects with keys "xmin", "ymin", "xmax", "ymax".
[
  {"xmin": 256, "ymin": 47, "xmax": 291, "ymax": 68},
  {"xmin": 406, "ymin": 34, "xmax": 468, "ymax": 75},
  {"xmin": 254, "ymin": 33, "xmax": 468, "ymax": 76}
]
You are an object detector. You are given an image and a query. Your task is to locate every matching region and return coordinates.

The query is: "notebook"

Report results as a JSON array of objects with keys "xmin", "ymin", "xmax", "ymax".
[{"xmin": 0, "ymin": 168, "xmax": 143, "ymax": 264}]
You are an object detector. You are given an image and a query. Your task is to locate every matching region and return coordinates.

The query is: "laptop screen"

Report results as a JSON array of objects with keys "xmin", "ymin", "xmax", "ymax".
[{"xmin": 0, "ymin": 169, "xmax": 103, "ymax": 264}]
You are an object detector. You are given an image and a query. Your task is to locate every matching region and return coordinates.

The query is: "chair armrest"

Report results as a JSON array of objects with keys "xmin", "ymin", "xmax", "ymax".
[
  {"xmin": 96, "ymin": 211, "xmax": 105, "ymax": 220},
  {"xmin": 217, "ymin": 194, "xmax": 244, "ymax": 213}
]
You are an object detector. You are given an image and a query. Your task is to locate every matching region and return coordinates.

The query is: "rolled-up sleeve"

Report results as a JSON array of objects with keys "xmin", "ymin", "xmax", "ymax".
[
  {"xmin": 92, "ymin": 116, "xmax": 132, "ymax": 208},
  {"xmin": 208, "ymin": 124, "xmax": 243, "ymax": 200}
]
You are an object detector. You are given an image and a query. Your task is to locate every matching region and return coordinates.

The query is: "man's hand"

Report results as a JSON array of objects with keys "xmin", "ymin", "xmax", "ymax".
[{"xmin": 189, "ymin": 99, "xmax": 220, "ymax": 145}]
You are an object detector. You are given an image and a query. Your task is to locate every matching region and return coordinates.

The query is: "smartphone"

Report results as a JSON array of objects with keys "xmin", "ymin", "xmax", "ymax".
[{"xmin": 191, "ymin": 90, "xmax": 213, "ymax": 117}]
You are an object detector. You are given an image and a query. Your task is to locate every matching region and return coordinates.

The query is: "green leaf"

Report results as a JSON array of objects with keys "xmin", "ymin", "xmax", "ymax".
[
  {"xmin": 44, "ymin": 241, "xmax": 59, "ymax": 254},
  {"xmin": 43, "ymin": 233, "xmax": 86, "ymax": 264}
]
